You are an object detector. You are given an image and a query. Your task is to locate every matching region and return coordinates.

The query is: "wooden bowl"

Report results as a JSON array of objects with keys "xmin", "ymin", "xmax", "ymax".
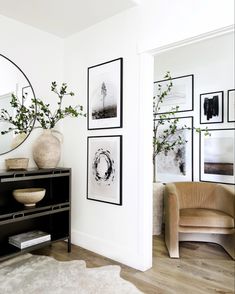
[
  {"xmin": 5, "ymin": 158, "xmax": 29, "ymax": 170},
  {"xmin": 13, "ymin": 188, "xmax": 46, "ymax": 207}
]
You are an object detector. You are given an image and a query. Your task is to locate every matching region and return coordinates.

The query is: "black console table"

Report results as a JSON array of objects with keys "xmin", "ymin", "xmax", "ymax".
[{"xmin": 0, "ymin": 168, "xmax": 71, "ymax": 261}]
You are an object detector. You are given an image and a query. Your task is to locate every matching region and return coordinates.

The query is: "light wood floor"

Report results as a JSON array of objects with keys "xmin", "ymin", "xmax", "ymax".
[{"xmin": 34, "ymin": 235, "xmax": 235, "ymax": 294}]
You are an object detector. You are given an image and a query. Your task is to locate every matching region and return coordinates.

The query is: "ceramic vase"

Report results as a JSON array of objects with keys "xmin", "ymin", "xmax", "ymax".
[{"xmin": 33, "ymin": 129, "xmax": 62, "ymax": 169}]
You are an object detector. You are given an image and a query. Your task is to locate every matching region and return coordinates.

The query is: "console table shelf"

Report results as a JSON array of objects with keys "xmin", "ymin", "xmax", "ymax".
[{"xmin": 0, "ymin": 168, "xmax": 71, "ymax": 262}]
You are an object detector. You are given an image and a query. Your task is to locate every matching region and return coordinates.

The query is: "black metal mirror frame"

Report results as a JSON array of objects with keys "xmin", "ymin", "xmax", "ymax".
[{"xmin": 0, "ymin": 54, "xmax": 36, "ymax": 155}]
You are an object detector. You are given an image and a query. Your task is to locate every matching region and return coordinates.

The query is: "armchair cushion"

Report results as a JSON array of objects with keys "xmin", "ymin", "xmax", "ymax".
[{"xmin": 180, "ymin": 208, "xmax": 234, "ymax": 228}]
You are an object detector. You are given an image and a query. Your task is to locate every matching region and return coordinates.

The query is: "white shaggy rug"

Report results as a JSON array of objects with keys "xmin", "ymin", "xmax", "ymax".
[{"xmin": 0, "ymin": 254, "xmax": 142, "ymax": 294}]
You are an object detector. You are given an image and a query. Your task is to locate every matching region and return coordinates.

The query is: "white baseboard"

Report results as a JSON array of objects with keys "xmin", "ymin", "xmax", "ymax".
[{"xmin": 71, "ymin": 229, "xmax": 145, "ymax": 270}]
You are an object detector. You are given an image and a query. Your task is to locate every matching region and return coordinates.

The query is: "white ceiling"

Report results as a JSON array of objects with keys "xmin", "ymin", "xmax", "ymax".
[{"xmin": 0, "ymin": 0, "xmax": 137, "ymax": 38}]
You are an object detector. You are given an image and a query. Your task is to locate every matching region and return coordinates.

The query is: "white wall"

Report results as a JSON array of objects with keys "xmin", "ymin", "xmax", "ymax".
[
  {"xmin": 0, "ymin": 0, "xmax": 234, "ymax": 271},
  {"xmin": 138, "ymin": 0, "xmax": 234, "ymax": 53},
  {"xmin": 63, "ymin": 7, "xmax": 143, "ymax": 269},
  {"xmin": 63, "ymin": 1, "xmax": 234, "ymax": 270},
  {"xmin": 154, "ymin": 32, "xmax": 234, "ymax": 182},
  {"xmin": 0, "ymin": 15, "xmax": 63, "ymax": 169}
]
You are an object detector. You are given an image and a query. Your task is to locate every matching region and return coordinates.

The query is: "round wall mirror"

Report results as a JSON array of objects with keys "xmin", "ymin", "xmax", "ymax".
[{"xmin": 0, "ymin": 54, "xmax": 36, "ymax": 155}]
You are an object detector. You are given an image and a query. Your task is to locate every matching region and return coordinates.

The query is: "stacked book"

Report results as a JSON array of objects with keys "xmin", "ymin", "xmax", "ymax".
[{"xmin": 9, "ymin": 230, "xmax": 51, "ymax": 249}]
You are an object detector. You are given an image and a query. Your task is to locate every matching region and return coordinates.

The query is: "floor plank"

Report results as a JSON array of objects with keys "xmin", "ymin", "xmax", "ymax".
[{"xmin": 33, "ymin": 235, "xmax": 235, "ymax": 294}]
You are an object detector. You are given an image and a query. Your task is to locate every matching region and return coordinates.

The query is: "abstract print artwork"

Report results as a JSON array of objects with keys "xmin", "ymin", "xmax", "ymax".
[
  {"xmin": 87, "ymin": 58, "xmax": 123, "ymax": 130},
  {"xmin": 200, "ymin": 91, "xmax": 224, "ymax": 124},
  {"xmin": 87, "ymin": 135, "xmax": 122, "ymax": 205},
  {"xmin": 200, "ymin": 129, "xmax": 235, "ymax": 185},
  {"xmin": 227, "ymin": 89, "xmax": 235, "ymax": 122},
  {"xmin": 154, "ymin": 75, "xmax": 194, "ymax": 114},
  {"xmin": 156, "ymin": 116, "xmax": 193, "ymax": 183}
]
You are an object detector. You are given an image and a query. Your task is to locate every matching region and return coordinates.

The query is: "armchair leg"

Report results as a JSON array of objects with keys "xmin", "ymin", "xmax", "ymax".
[
  {"xmin": 168, "ymin": 246, "xmax": 180, "ymax": 258},
  {"xmin": 218, "ymin": 234, "xmax": 235, "ymax": 260},
  {"xmin": 179, "ymin": 232, "xmax": 235, "ymax": 260},
  {"xmin": 165, "ymin": 230, "xmax": 179, "ymax": 258}
]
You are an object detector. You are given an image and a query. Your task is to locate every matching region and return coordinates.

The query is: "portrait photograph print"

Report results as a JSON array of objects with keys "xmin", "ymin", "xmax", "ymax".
[
  {"xmin": 156, "ymin": 116, "xmax": 193, "ymax": 183},
  {"xmin": 200, "ymin": 91, "xmax": 224, "ymax": 124},
  {"xmin": 154, "ymin": 74, "xmax": 194, "ymax": 114},
  {"xmin": 200, "ymin": 128, "xmax": 235, "ymax": 185},
  {"xmin": 87, "ymin": 135, "xmax": 122, "ymax": 205},
  {"xmin": 87, "ymin": 58, "xmax": 123, "ymax": 130},
  {"xmin": 227, "ymin": 89, "xmax": 235, "ymax": 122}
]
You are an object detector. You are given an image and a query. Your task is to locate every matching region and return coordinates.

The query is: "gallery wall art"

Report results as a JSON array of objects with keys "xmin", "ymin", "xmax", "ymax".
[
  {"xmin": 200, "ymin": 128, "xmax": 235, "ymax": 185},
  {"xmin": 87, "ymin": 135, "xmax": 122, "ymax": 205},
  {"xmin": 87, "ymin": 58, "xmax": 123, "ymax": 130},
  {"xmin": 154, "ymin": 74, "xmax": 194, "ymax": 114},
  {"xmin": 200, "ymin": 91, "xmax": 224, "ymax": 124},
  {"xmin": 155, "ymin": 116, "xmax": 193, "ymax": 183},
  {"xmin": 227, "ymin": 89, "xmax": 235, "ymax": 122}
]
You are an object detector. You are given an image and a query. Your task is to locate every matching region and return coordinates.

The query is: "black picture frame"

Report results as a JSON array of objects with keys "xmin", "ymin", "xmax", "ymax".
[
  {"xmin": 22, "ymin": 85, "xmax": 33, "ymax": 105},
  {"xmin": 227, "ymin": 89, "xmax": 235, "ymax": 122},
  {"xmin": 199, "ymin": 128, "xmax": 235, "ymax": 185},
  {"xmin": 154, "ymin": 74, "xmax": 194, "ymax": 115},
  {"xmin": 87, "ymin": 135, "xmax": 122, "ymax": 205},
  {"xmin": 153, "ymin": 116, "xmax": 194, "ymax": 183},
  {"xmin": 22, "ymin": 85, "xmax": 31, "ymax": 97},
  {"xmin": 200, "ymin": 91, "xmax": 224, "ymax": 124},
  {"xmin": 87, "ymin": 58, "xmax": 123, "ymax": 130},
  {"xmin": 0, "ymin": 54, "xmax": 36, "ymax": 156}
]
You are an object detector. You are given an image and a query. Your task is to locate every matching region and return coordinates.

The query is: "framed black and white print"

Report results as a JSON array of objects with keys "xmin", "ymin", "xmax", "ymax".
[
  {"xmin": 154, "ymin": 74, "xmax": 194, "ymax": 114},
  {"xmin": 87, "ymin": 135, "xmax": 122, "ymax": 205},
  {"xmin": 200, "ymin": 128, "xmax": 235, "ymax": 185},
  {"xmin": 200, "ymin": 91, "xmax": 224, "ymax": 124},
  {"xmin": 227, "ymin": 89, "xmax": 235, "ymax": 122},
  {"xmin": 155, "ymin": 116, "xmax": 193, "ymax": 183},
  {"xmin": 87, "ymin": 58, "xmax": 123, "ymax": 130}
]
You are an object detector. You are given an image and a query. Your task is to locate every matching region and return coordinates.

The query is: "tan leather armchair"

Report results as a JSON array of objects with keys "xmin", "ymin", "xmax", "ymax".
[{"xmin": 164, "ymin": 182, "xmax": 235, "ymax": 259}]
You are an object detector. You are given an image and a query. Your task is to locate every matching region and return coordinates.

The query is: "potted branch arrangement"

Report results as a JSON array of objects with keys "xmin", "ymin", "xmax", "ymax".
[
  {"xmin": 0, "ymin": 82, "xmax": 86, "ymax": 168},
  {"xmin": 32, "ymin": 82, "xmax": 86, "ymax": 168},
  {"xmin": 153, "ymin": 72, "xmax": 208, "ymax": 182},
  {"xmin": 152, "ymin": 72, "xmax": 209, "ymax": 235}
]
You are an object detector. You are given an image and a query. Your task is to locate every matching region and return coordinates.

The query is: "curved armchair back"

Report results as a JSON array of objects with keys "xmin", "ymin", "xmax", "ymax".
[{"xmin": 174, "ymin": 182, "xmax": 234, "ymax": 217}]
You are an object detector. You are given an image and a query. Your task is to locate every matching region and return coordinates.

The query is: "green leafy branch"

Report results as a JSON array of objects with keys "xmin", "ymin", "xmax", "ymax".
[
  {"xmin": 32, "ymin": 82, "xmax": 86, "ymax": 129},
  {"xmin": 0, "ymin": 82, "xmax": 86, "ymax": 134},
  {"xmin": 153, "ymin": 72, "xmax": 210, "ymax": 182},
  {"xmin": 0, "ymin": 94, "xmax": 35, "ymax": 135},
  {"xmin": 153, "ymin": 116, "xmax": 189, "ymax": 159}
]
